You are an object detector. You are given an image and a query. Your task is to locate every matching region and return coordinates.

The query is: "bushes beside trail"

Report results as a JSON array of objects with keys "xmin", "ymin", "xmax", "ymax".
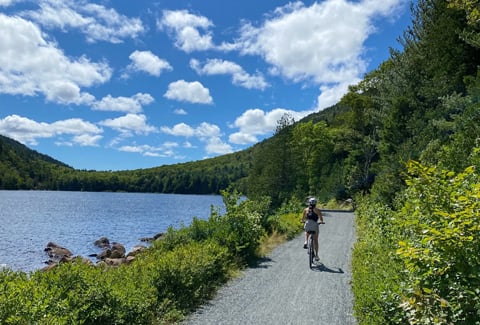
[
  {"xmin": 0, "ymin": 190, "xmax": 300, "ymax": 324},
  {"xmin": 352, "ymin": 160, "xmax": 480, "ymax": 324}
]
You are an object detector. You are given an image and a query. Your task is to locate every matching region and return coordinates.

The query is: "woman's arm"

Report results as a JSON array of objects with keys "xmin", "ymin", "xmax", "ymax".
[
  {"xmin": 301, "ymin": 208, "xmax": 307, "ymax": 223},
  {"xmin": 316, "ymin": 207, "xmax": 325, "ymax": 223}
]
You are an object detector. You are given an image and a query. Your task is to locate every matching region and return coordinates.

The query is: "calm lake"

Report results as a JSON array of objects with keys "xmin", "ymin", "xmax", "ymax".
[{"xmin": 0, "ymin": 190, "xmax": 224, "ymax": 272}]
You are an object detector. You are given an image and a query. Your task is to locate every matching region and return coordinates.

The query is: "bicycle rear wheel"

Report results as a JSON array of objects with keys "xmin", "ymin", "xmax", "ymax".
[{"xmin": 308, "ymin": 236, "xmax": 314, "ymax": 269}]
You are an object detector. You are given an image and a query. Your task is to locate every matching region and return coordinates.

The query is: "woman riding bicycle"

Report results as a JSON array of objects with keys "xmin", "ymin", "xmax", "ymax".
[{"xmin": 302, "ymin": 197, "xmax": 325, "ymax": 261}]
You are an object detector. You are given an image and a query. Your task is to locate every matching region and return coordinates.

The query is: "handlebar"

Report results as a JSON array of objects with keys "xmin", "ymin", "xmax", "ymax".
[{"xmin": 301, "ymin": 220, "xmax": 325, "ymax": 224}]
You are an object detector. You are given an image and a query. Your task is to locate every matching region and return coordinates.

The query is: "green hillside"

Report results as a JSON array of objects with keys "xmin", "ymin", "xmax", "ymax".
[
  {"xmin": 0, "ymin": 134, "xmax": 72, "ymax": 189},
  {"xmin": 0, "ymin": 133, "xmax": 254, "ymax": 194}
]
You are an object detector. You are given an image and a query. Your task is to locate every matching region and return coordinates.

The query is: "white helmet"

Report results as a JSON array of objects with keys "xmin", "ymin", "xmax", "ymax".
[{"xmin": 308, "ymin": 197, "xmax": 317, "ymax": 206}]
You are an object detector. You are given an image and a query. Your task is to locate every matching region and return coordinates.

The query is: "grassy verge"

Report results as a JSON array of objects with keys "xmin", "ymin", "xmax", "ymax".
[{"xmin": 351, "ymin": 196, "xmax": 405, "ymax": 324}]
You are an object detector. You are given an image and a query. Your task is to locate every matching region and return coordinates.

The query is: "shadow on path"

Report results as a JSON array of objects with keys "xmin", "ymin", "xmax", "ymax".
[
  {"xmin": 311, "ymin": 262, "xmax": 344, "ymax": 273},
  {"xmin": 251, "ymin": 257, "xmax": 274, "ymax": 269}
]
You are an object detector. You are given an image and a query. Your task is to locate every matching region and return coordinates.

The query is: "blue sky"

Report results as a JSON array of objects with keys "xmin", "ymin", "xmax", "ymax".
[{"xmin": 0, "ymin": 0, "xmax": 411, "ymax": 171}]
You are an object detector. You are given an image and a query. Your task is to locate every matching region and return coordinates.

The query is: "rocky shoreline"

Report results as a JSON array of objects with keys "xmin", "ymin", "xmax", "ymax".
[{"xmin": 42, "ymin": 232, "xmax": 164, "ymax": 271}]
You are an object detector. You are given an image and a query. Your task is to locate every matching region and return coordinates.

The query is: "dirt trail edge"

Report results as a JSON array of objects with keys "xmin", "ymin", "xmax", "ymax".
[{"xmin": 183, "ymin": 211, "xmax": 357, "ymax": 325}]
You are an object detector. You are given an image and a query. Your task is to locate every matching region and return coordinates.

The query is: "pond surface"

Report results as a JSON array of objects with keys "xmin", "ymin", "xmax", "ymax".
[{"xmin": 0, "ymin": 190, "xmax": 224, "ymax": 272}]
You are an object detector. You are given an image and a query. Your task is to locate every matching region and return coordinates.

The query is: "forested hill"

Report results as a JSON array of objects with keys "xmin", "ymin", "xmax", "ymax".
[
  {"xmin": 0, "ymin": 134, "xmax": 70, "ymax": 168},
  {"xmin": 0, "ymin": 133, "xmax": 257, "ymax": 193},
  {"xmin": 0, "ymin": 134, "xmax": 72, "ymax": 189}
]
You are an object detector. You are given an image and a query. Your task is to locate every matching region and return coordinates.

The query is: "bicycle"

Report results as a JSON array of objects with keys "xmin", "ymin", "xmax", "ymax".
[{"xmin": 304, "ymin": 221, "xmax": 325, "ymax": 269}]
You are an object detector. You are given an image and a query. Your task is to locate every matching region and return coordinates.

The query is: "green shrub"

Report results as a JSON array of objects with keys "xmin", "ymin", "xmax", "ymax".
[
  {"xmin": 396, "ymin": 161, "xmax": 480, "ymax": 324},
  {"xmin": 145, "ymin": 241, "xmax": 229, "ymax": 316},
  {"xmin": 0, "ymin": 269, "xmax": 34, "ymax": 324},
  {"xmin": 157, "ymin": 193, "xmax": 266, "ymax": 266},
  {"xmin": 354, "ymin": 160, "xmax": 480, "ymax": 325},
  {"xmin": 267, "ymin": 212, "xmax": 303, "ymax": 240},
  {"xmin": 0, "ymin": 260, "xmax": 158, "ymax": 324}
]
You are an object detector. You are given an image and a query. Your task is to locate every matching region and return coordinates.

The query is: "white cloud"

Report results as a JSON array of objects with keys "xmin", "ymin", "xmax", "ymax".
[
  {"xmin": 160, "ymin": 123, "xmax": 195, "ymax": 137},
  {"xmin": 234, "ymin": 0, "xmax": 404, "ymax": 109},
  {"xmin": 160, "ymin": 121, "xmax": 231, "ymax": 155},
  {"xmin": 229, "ymin": 108, "xmax": 314, "ymax": 144},
  {"xmin": 22, "ymin": 0, "xmax": 144, "ymax": 43},
  {"xmin": 164, "ymin": 80, "xmax": 213, "ymax": 104},
  {"xmin": 183, "ymin": 141, "xmax": 194, "ymax": 148},
  {"xmin": 100, "ymin": 114, "xmax": 157, "ymax": 136},
  {"xmin": 0, "ymin": 0, "xmax": 17, "ymax": 7},
  {"xmin": 205, "ymin": 137, "xmax": 233, "ymax": 155},
  {"xmin": 93, "ymin": 93, "xmax": 154, "ymax": 113},
  {"xmin": 228, "ymin": 132, "xmax": 258, "ymax": 145},
  {"xmin": 127, "ymin": 50, "xmax": 172, "ymax": 77},
  {"xmin": 316, "ymin": 82, "xmax": 354, "ymax": 109},
  {"xmin": 190, "ymin": 58, "xmax": 269, "ymax": 90},
  {"xmin": 0, "ymin": 114, "xmax": 102, "ymax": 145},
  {"xmin": 0, "ymin": 13, "xmax": 111, "ymax": 104},
  {"xmin": 51, "ymin": 118, "xmax": 101, "ymax": 134},
  {"xmin": 173, "ymin": 108, "xmax": 187, "ymax": 115},
  {"xmin": 72, "ymin": 133, "xmax": 103, "ymax": 146},
  {"xmin": 161, "ymin": 121, "xmax": 222, "ymax": 139},
  {"xmin": 118, "ymin": 145, "xmax": 144, "ymax": 153},
  {"xmin": 163, "ymin": 141, "xmax": 179, "ymax": 149},
  {"xmin": 158, "ymin": 10, "xmax": 215, "ymax": 52},
  {"xmin": 195, "ymin": 122, "xmax": 222, "ymax": 139},
  {"xmin": 118, "ymin": 142, "xmax": 180, "ymax": 158}
]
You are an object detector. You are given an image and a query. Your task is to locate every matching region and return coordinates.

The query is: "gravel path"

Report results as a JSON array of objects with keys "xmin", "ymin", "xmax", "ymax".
[{"xmin": 183, "ymin": 211, "xmax": 357, "ymax": 325}]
